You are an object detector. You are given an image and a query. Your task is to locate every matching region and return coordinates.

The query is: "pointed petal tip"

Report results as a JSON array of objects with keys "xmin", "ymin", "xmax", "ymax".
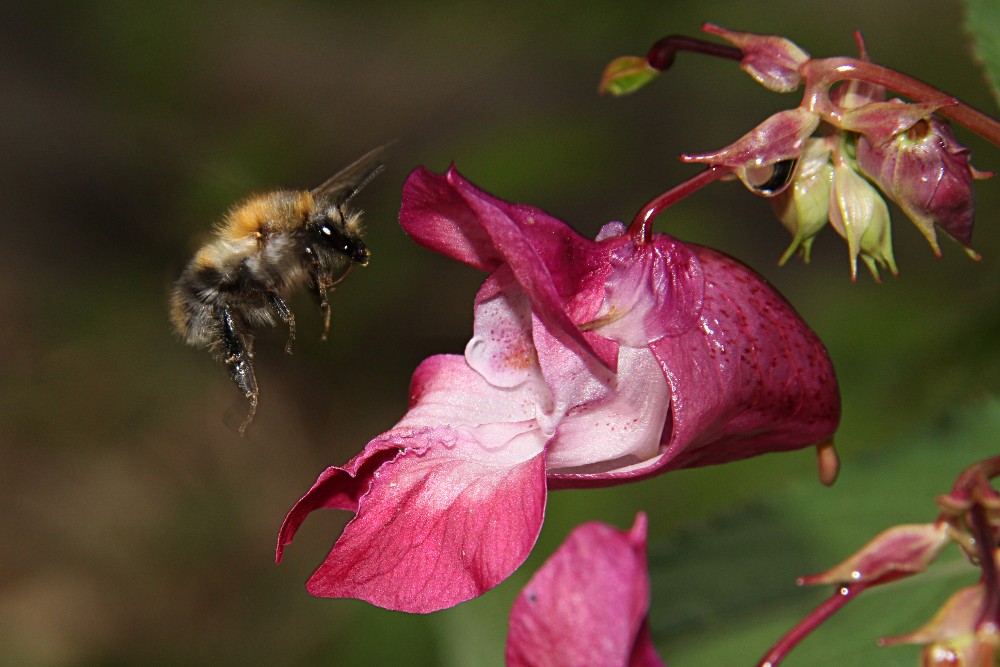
[{"xmin": 630, "ymin": 512, "xmax": 649, "ymax": 543}]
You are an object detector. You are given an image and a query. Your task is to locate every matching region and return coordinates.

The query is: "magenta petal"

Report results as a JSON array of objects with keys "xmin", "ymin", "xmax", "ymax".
[
  {"xmin": 506, "ymin": 514, "xmax": 664, "ymax": 667},
  {"xmin": 303, "ymin": 428, "xmax": 547, "ymax": 613},
  {"xmin": 401, "ymin": 167, "xmax": 610, "ymax": 367},
  {"xmin": 279, "ymin": 354, "xmax": 550, "ymax": 613},
  {"xmin": 551, "ymin": 245, "xmax": 839, "ymax": 488},
  {"xmin": 653, "ymin": 246, "xmax": 840, "ymax": 469},
  {"xmin": 400, "ymin": 167, "xmax": 603, "ymax": 296},
  {"xmin": 448, "ymin": 172, "xmax": 607, "ymax": 367},
  {"xmin": 276, "ymin": 443, "xmax": 401, "ymax": 564},
  {"xmin": 592, "ymin": 233, "xmax": 704, "ymax": 345},
  {"xmin": 398, "ymin": 166, "xmax": 503, "ymax": 272}
]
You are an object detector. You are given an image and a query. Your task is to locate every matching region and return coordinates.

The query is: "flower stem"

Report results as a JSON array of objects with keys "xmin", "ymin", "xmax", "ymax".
[
  {"xmin": 802, "ymin": 57, "xmax": 1000, "ymax": 148},
  {"xmin": 970, "ymin": 503, "xmax": 1000, "ymax": 634},
  {"xmin": 629, "ymin": 165, "xmax": 732, "ymax": 242},
  {"xmin": 645, "ymin": 35, "xmax": 742, "ymax": 71},
  {"xmin": 758, "ymin": 585, "xmax": 862, "ymax": 667}
]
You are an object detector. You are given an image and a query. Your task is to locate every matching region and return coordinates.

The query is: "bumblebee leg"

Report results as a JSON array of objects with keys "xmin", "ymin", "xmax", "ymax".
[
  {"xmin": 267, "ymin": 290, "xmax": 296, "ymax": 354},
  {"xmin": 218, "ymin": 305, "xmax": 258, "ymax": 436},
  {"xmin": 313, "ymin": 283, "xmax": 332, "ymax": 342},
  {"xmin": 306, "ymin": 263, "xmax": 333, "ymax": 342}
]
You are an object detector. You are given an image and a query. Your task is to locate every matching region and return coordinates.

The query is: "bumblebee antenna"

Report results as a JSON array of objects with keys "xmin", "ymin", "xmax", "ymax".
[{"xmin": 311, "ymin": 144, "xmax": 389, "ymax": 205}]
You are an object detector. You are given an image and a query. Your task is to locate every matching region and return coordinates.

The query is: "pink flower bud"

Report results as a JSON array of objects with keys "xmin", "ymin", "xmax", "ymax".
[
  {"xmin": 701, "ymin": 23, "xmax": 810, "ymax": 92},
  {"xmin": 682, "ymin": 108, "xmax": 819, "ymax": 196},
  {"xmin": 798, "ymin": 522, "xmax": 950, "ymax": 588},
  {"xmin": 853, "ymin": 105, "xmax": 989, "ymax": 257}
]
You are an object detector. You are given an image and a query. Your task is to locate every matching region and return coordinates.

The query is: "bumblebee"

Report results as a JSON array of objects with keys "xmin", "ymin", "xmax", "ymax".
[{"xmin": 170, "ymin": 146, "xmax": 384, "ymax": 434}]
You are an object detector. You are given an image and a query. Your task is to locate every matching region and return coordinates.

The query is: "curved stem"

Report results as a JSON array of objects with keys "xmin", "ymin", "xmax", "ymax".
[
  {"xmin": 645, "ymin": 35, "xmax": 742, "ymax": 71},
  {"xmin": 802, "ymin": 57, "xmax": 1000, "ymax": 148},
  {"xmin": 758, "ymin": 585, "xmax": 862, "ymax": 667},
  {"xmin": 970, "ymin": 503, "xmax": 1000, "ymax": 633},
  {"xmin": 629, "ymin": 166, "xmax": 732, "ymax": 242}
]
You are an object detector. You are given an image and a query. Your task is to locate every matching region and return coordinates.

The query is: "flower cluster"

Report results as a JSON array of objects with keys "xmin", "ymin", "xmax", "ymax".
[
  {"xmin": 276, "ymin": 166, "xmax": 840, "ymax": 613},
  {"xmin": 601, "ymin": 24, "xmax": 998, "ymax": 280}
]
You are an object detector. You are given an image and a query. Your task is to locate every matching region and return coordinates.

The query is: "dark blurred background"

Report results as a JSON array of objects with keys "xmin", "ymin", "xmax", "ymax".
[{"xmin": 2, "ymin": 1, "xmax": 998, "ymax": 665}]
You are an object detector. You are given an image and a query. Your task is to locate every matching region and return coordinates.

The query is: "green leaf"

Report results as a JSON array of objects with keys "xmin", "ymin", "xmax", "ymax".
[{"xmin": 964, "ymin": 0, "xmax": 1000, "ymax": 108}]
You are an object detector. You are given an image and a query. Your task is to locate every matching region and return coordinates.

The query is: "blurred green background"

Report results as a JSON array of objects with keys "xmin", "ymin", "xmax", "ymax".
[{"xmin": 2, "ymin": 1, "xmax": 998, "ymax": 665}]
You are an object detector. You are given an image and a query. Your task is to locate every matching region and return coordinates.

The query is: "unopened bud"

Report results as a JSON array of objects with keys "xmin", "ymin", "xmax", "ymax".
[
  {"xmin": 771, "ymin": 138, "xmax": 833, "ymax": 264},
  {"xmin": 829, "ymin": 157, "xmax": 897, "ymax": 281}
]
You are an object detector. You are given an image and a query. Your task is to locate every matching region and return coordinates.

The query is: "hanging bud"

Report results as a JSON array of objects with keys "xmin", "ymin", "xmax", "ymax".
[
  {"xmin": 828, "ymin": 149, "xmax": 897, "ymax": 281},
  {"xmin": 851, "ymin": 102, "xmax": 991, "ymax": 257},
  {"xmin": 771, "ymin": 137, "xmax": 834, "ymax": 264},
  {"xmin": 701, "ymin": 23, "xmax": 810, "ymax": 92},
  {"xmin": 682, "ymin": 108, "xmax": 819, "ymax": 196}
]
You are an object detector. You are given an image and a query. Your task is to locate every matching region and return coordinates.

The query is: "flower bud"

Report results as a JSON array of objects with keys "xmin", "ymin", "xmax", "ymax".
[
  {"xmin": 701, "ymin": 23, "xmax": 810, "ymax": 92},
  {"xmin": 829, "ymin": 155, "xmax": 897, "ymax": 281},
  {"xmin": 853, "ymin": 106, "xmax": 989, "ymax": 257},
  {"xmin": 798, "ymin": 522, "xmax": 950, "ymax": 588},
  {"xmin": 770, "ymin": 138, "xmax": 833, "ymax": 264},
  {"xmin": 682, "ymin": 108, "xmax": 820, "ymax": 193}
]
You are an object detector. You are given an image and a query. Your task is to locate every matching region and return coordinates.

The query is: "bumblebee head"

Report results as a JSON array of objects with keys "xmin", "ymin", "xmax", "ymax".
[{"xmin": 310, "ymin": 214, "xmax": 370, "ymax": 266}]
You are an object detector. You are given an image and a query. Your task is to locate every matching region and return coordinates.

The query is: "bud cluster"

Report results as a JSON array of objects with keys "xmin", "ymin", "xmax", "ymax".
[{"xmin": 601, "ymin": 24, "xmax": 998, "ymax": 280}]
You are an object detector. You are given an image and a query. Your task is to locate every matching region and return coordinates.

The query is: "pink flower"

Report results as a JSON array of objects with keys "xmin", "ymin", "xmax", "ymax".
[
  {"xmin": 506, "ymin": 514, "xmax": 665, "ymax": 667},
  {"xmin": 276, "ymin": 167, "xmax": 840, "ymax": 613}
]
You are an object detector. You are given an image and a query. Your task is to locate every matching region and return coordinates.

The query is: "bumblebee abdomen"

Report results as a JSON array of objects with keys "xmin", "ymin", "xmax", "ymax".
[{"xmin": 171, "ymin": 239, "xmax": 271, "ymax": 347}]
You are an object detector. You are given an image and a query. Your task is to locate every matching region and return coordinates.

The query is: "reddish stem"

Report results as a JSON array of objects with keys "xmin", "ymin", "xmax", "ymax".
[
  {"xmin": 629, "ymin": 165, "xmax": 732, "ymax": 242},
  {"xmin": 801, "ymin": 57, "xmax": 1000, "ymax": 148},
  {"xmin": 971, "ymin": 503, "xmax": 1000, "ymax": 633},
  {"xmin": 758, "ymin": 585, "xmax": 863, "ymax": 667},
  {"xmin": 645, "ymin": 35, "xmax": 742, "ymax": 71},
  {"xmin": 940, "ymin": 455, "xmax": 1000, "ymax": 514}
]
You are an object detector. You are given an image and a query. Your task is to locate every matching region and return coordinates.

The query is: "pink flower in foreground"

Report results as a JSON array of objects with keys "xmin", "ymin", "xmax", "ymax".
[
  {"xmin": 507, "ymin": 514, "xmax": 664, "ymax": 667},
  {"xmin": 276, "ymin": 167, "xmax": 840, "ymax": 613}
]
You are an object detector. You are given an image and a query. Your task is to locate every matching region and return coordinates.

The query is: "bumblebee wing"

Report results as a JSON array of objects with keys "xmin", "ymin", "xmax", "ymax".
[{"xmin": 311, "ymin": 144, "xmax": 388, "ymax": 206}]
